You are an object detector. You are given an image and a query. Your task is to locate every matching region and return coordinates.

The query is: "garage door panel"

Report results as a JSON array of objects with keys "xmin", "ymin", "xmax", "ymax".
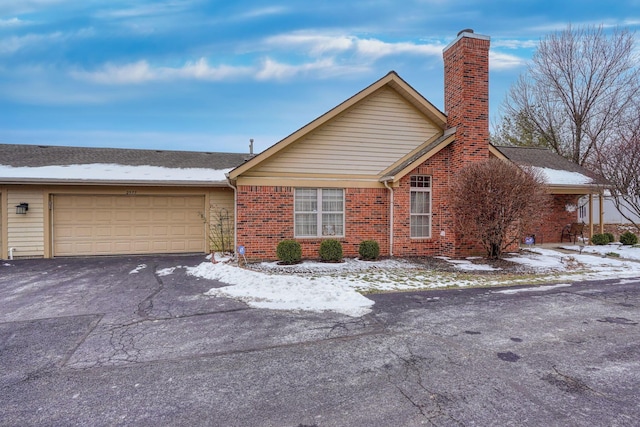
[
  {"xmin": 95, "ymin": 226, "xmax": 112, "ymax": 237},
  {"xmin": 133, "ymin": 211, "xmax": 151, "ymax": 221},
  {"xmin": 53, "ymin": 195, "xmax": 205, "ymax": 256},
  {"xmin": 134, "ymin": 226, "xmax": 151, "ymax": 237},
  {"xmin": 113, "ymin": 226, "xmax": 133, "ymax": 237},
  {"xmin": 75, "ymin": 227, "xmax": 95, "ymax": 238}
]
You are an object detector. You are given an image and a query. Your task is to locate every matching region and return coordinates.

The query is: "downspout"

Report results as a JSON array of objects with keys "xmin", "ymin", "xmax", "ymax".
[
  {"xmin": 225, "ymin": 173, "xmax": 238, "ymax": 263},
  {"xmin": 383, "ymin": 180, "xmax": 394, "ymax": 257}
]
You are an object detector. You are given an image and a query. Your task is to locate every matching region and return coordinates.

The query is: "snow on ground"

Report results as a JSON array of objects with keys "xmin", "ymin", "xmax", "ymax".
[
  {"xmin": 129, "ymin": 264, "xmax": 147, "ymax": 274},
  {"xmin": 159, "ymin": 246, "xmax": 640, "ymax": 317},
  {"xmin": 494, "ymin": 283, "xmax": 573, "ymax": 294},
  {"xmin": 435, "ymin": 256, "xmax": 501, "ymax": 271},
  {"xmin": 560, "ymin": 243, "xmax": 640, "ymax": 261}
]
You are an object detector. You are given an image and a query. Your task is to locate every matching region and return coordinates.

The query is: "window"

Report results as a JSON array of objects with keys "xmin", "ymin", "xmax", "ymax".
[
  {"xmin": 294, "ymin": 188, "xmax": 344, "ymax": 237},
  {"xmin": 410, "ymin": 175, "xmax": 431, "ymax": 238}
]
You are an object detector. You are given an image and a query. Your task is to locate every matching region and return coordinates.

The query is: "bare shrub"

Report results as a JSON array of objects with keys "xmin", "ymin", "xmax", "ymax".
[{"xmin": 450, "ymin": 158, "xmax": 550, "ymax": 259}]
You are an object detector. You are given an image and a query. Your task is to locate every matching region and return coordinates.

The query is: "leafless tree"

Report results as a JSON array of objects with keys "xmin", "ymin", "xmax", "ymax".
[
  {"xmin": 450, "ymin": 158, "xmax": 550, "ymax": 259},
  {"xmin": 592, "ymin": 101, "xmax": 640, "ymax": 232},
  {"xmin": 498, "ymin": 25, "xmax": 639, "ymax": 166}
]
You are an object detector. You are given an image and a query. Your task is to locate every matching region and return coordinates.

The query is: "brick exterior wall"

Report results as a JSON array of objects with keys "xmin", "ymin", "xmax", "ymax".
[
  {"xmin": 236, "ymin": 186, "xmax": 390, "ymax": 262},
  {"xmin": 524, "ymin": 194, "xmax": 582, "ymax": 244}
]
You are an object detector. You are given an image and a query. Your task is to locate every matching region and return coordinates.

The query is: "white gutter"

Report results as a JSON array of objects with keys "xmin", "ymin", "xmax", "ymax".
[
  {"xmin": 225, "ymin": 173, "xmax": 239, "ymax": 264},
  {"xmin": 383, "ymin": 180, "xmax": 394, "ymax": 257}
]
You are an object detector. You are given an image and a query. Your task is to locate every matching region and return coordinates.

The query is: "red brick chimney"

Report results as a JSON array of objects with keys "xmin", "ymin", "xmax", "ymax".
[{"xmin": 443, "ymin": 29, "xmax": 490, "ymax": 166}]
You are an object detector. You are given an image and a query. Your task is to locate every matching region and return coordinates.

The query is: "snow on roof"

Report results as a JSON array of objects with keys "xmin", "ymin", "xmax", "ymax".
[
  {"xmin": 533, "ymin": 166, "xmax": 594, "ymax": 186},
  {"xmin": 494, "ymin": 145, "xmax": 600, "ymax": 187},
  {"xmin": 0, "ymin": 163, "xmax": 232, "ymax": 184}
]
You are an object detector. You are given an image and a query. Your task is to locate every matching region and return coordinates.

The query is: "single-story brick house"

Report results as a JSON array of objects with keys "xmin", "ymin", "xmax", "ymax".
[{"xmin": 0, "ymin": 30, "xmax": 602, "ymax": 260}]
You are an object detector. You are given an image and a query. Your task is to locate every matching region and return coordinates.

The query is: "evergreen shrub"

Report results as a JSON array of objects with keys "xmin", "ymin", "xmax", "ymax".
[
  {"xmin": 358, "ymin": 240, "xmax": 380, "ymax": 260},
  {"xmin": 319, "ymin": 239, "xmax": 343, "ymax": 262},
  {"xmin": 620, "ymin": 231, "xmax": 639, "ymax": 245},
  {"xmin": 276, "ymin": 240, "xmax": 302, "ymax": 264}
]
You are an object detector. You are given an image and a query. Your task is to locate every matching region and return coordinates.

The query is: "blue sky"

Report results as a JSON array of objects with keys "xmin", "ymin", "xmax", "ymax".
[{"xmin": 1, "ymin": 1, "xmax": 639, "ymax": 154}]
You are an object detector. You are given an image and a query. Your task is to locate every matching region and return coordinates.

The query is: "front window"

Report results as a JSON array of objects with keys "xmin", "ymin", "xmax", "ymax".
[
  {"xmin": 410, "ymin": 175, "xmax": 431, "ymax": 238},
  {"xmin": 295, "ymin": 188, "xmax": 344, "ymax": 237}
]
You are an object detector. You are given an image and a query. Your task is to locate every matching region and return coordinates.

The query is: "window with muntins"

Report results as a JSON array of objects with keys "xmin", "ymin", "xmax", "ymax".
[
  {"xmin": 410, "ymin": 175, "xmax": 431, "ymax": 238},
  {"xmin": 294, "ymin": 188, "xmax": 344, "ymax": 237}
]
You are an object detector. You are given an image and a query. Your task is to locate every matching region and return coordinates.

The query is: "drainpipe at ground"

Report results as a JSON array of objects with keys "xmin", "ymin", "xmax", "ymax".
[
  {"xmin": 225, "ymin": 174, "xmax": 238, "ymax": 264},
  {"xmin": 383, "ymin": 180, "xmax": 394, "ymax": 257}
]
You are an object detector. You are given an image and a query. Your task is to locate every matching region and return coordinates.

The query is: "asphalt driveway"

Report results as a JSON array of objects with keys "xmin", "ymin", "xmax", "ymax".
[{"xmin": 1, "ymin": 255, "xmax": 639, "ymax": 426}]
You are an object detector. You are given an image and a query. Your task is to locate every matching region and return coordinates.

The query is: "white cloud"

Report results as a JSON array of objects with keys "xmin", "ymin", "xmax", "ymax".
[
  {"xmin": 96, "ymin": 0, "xmax": 197, "ymax": 19},
  {"xmin": 0, "ymin": 28, "xmax": 94, "ymax": 55},
  {"xmin": 0, "ymin": 32, "xmax": 64, "ymax": 55},
  {"xmin": 72, "ymin": 59, "xmax": 253, "ymax": 84},
  {"xmin": 264, "ymin": 32, "xmax": 444, "ymax": 60},
  {"xmin": 72, "ymin": 56, "xmax": 365, "ymax": 85},
  {"xmin": 235, "ymin": 6, "xmax": 289, "ymax": 20},
  {"xmin": 176, "ymin": 58, "xmax": 252, "ymax": 80},
  {"xmin": 0, "ymin": 17, "xmax": 27, "ymax": 27},
  {"xmin": 492, "ymin": 39, "xmax": 538, "ymax": 49},
  {"xmin": 75, "ymin": 61, "xmax": 156, "ymax": 84},
  {"xmin": 490, "ymin": 51, "xmax": 527, "ymax": 70},
  {"xmin": 255, "ymin": 57, "xmax": 341, "ymax": 80},
  {"xmin": 354, "ymin": 38, "xmax": 443, "ymax": 60},
  {"xmin": 265, "ymin": 33, "xmax": 355, "ymax": 56}
]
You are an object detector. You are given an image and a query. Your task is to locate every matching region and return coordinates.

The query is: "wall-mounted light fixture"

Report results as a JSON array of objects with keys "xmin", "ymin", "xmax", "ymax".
[{"xmin": 15, "ymin": 203, "xmax": 29, "ymax": 214}]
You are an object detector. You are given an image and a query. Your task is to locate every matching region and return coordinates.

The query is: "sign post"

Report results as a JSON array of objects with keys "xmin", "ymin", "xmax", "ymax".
[{"xmin": 237, "ymin": 245, "xmax": 247, "ymax": 265}]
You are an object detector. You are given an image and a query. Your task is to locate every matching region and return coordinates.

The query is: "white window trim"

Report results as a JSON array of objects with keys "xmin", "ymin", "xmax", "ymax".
[
  {"xmin": 410, "ymin": 176, "xmax": 432, "ymax": 239},
  {"xmin": 294, "ymin": 188, "xmax": 345, "ymax": 238}
]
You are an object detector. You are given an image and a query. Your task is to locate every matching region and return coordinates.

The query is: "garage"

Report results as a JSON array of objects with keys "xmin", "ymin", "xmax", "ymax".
[{"xmin": 52, "ymin": 194, "xmax": 206, "ymax": 256}]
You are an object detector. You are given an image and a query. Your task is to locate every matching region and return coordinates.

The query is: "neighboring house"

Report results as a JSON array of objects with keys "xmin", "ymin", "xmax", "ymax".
[
  {"xmin": 0, "ymin": 30, "xmax": 601, "ymax": 260},
  {"xmin": 578, "ymin": 194, "xmax": 640, "ymax": 225}
]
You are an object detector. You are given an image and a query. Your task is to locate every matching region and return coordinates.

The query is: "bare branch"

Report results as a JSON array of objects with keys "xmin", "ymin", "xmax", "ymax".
[{"xmin": 450, "ymin": 158, "xmax": 550, "ymax": 259}]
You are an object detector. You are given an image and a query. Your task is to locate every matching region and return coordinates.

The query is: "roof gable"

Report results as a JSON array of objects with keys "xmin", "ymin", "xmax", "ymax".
[{"xmin": 229, "ymin": 72, "xmax": 446, "ymax": 180}]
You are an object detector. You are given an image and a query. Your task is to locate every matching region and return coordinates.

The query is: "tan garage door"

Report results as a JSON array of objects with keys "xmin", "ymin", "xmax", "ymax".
[{"xmin": 52, "ymin": 195, "xmax": 206, "ymax": 256}]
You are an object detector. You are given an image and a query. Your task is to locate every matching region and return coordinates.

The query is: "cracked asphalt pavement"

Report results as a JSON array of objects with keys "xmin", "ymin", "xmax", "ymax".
[{"xmin": 1, "ymin": 255, "xmax": 639, "ymax": 426}]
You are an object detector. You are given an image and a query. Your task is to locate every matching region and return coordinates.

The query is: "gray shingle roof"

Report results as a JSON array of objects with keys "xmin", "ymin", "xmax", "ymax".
[
  {"xmin": 0, "ymin": 143, "xmax": 249, "ymax": 169},
  {"xmin": 494, "ymin": 145, "xmax": 606, "ymax": 187},
  {"xmin": 493, "ymin": 145, "xmax": 593, "ymax": 174}
]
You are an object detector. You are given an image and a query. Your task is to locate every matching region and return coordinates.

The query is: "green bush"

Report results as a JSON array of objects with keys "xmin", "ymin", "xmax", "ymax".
[
  {"xmin": 604, "ymin": 232, "xmax": 615, "ymax": 243},
  {"xmin": 276, "ymin": 240, "xmax": 302, "ymax": 264},
  {"xmin": 359, "ymin": 240, "xmax": 380, "ymax": 260},
  {"xmin": 590, "ymin": 234, "xmax": 609, "ymax": 245},
  {"xmin": 319, "ymin": 239, "xmax": 343, "ymax": 262},
  {"xmin": 620, "ymin": 231, "xmax": 639, "ymax": 246}
]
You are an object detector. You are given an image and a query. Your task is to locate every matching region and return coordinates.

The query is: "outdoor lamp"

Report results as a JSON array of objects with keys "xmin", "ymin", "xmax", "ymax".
[{"xmin": 15, "ymin": 203, "xmax": 29, "ymax": 214}]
